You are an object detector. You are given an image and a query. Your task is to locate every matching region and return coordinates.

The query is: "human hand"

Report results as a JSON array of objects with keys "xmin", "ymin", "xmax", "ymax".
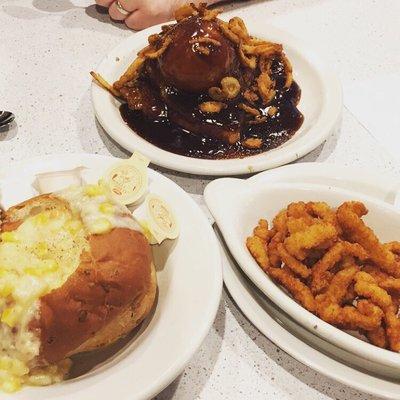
[{"xmin": 95, "ymin": 0, "xmax": 219, "ymax": 31}]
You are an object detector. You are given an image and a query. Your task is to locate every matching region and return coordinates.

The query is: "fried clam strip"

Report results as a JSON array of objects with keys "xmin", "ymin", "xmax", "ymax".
[
  {"xmin": 246, "ymin": 219, "xmax": 274, "ymax": 271},
  {"xmin": 310, "ymin": 241, "xmax": 368, "ymax": 294},
  {"xmin": 352, "ymin": 271, "xmax": 400, "ymax": 350},
  {"xmin": 239, "ymin": 42, "xmax": 257, "ymax": 69},
  {"xmin": 90, "ymin": 71, "xmax": 121, "ymax": 98},
  {"xmin": 246, "ymin": 235, "xmax": 269, "ymax": 271},
  {"xmin": 354, "ymin": 271, "xmax": 392, "ymax": 309},
  {"xmin": 286, "ymin": 216, "xmax": 317, "ymax": 234},
  {"xmin": 306, "ymin": 201, "xmax": 342, "ymax": 235},
  {"xmin": 228, "ymin": 17, "xmax": 250, "ymax": 41},
  {"xmin": 316, "ymin": 266, "xmax": 383, "ymax": 331},
  {"xmin": 287, "ymin": 201, "xmax": 309, "ymax": 218},
  {"xmin": 366, "ymin": 326, "xmax": 388, "ymax": 348},
  {"xmin": 277, "ymin": 243, "xmax": 310, "ymax": 279},
  {"xmin": 219, "ymin": 21, "xmax": 240, "ymax": 44},
  {"xmin": 174, "ymin": 3, "xmax": 198, "ymax": 21},
  {"xmin": 242, "ymin": 43, "xmax": 283, "ymax": 57},
  {"xmin": 385, "ymin": 241, "xmax": 400, "ymax": 259},
  {"xmin": 113, "ymin": 56, "xmax": 145, "ymax": 90},
  {"xmin": 253, "ymin": 219, "xmax": 275, "ymax": 241},
  {"xmin": 202, "ymin": 7, "xmax": 223, "ymax": 21},
  {"xmin": 337, "ymin": 201, "xmax": 400, "ymax": 277},
  {"xmin": 272, "ymin": 209, "xmax": 288, "ymax": 235},
  {"xmin": 268, "ymin": 266, "xmax": 316, "ymax": 312},
  {"xmin": 268, "ymin": 231, "xmax": 285, "ymax": 268},
  {"xmin": 284, "ymin": 222, "xmax": 338, "ymax": 261},
  {"xmin": 140, "ymin": 36, "xmax": 172, "ymax": 59},
  {"xmin": 257, "ymin": 72, "xmax": 276, "ymax": 105},
  {"xmin": 385, "ymin": 304, "xmax": 400, "ymax": 351}
]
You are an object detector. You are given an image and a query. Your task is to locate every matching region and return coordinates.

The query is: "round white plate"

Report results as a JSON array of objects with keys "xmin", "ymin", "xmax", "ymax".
[
  {"xmin": 91, "ymin": 20, "xmax": 342, "ymax": 176},
  {"xmin": 218, "ymin": 163, "xmax": 400, "ymax": 399},
  {"xmin": 0, "ymin": 154, "xmax": 222, "ymax": 400}
]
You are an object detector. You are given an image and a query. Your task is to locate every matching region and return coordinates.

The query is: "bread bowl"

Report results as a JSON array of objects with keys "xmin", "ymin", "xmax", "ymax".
[{"xmin": 0, "ymin": 183, "xmax": 156, "ymax": 392}]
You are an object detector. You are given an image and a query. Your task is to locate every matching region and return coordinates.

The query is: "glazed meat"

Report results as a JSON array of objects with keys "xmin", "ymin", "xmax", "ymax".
[
  {"xmin": 91, "ymin": 3, "xmax": 303, "ymax": 159},
  {"xmin": 158, "ymin": 17, "xmax": 237, "ymax": 93}
]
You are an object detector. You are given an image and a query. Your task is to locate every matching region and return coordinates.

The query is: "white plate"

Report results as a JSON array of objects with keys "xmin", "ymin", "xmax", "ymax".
[
  {"xmin": 0, "ymin": 154, "xmax": 222, "ymax": 400},
  {"xmin": 216, "ymin": 163, "xmax": 400, "ymax": 398},
  {"xmin": 204, "ymin": 165, "xmax": 400, "ymax": 375},
  {"xmin": 91, "ymin": 20, "xmax": 342, "ymax": 176}
]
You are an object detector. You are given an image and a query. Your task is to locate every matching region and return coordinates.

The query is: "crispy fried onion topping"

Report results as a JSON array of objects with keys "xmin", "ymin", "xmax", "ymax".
[{"xmin": 199, "ymin": 101, "xmax": 227, "ymax": 113}]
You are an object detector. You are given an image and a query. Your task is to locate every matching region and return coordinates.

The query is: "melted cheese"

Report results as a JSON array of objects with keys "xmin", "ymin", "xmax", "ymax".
[
  {"xmin": 58, "ymin": 184, "xmax": 140, "ymax": 234},
  {"xmin": 0, "ymin": 183, "xmax": 138, "ymax": 392},
  {"xmin": 0, "ymin": 208, "xmax": 88, "ymax": 392}
]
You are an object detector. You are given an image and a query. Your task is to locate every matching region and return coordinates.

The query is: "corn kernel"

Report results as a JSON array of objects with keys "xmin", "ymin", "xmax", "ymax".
[
  {"xmin": 1, "ymin": 306, "xmax": 21, "ymax": 328},
  {"xmin": 34, "ymin": 213, "xmax": 49, "ymax": 225},
  {"xmin": 91, "ymin": 218, "xmax": 112, "ymax": 234},
  {"xmin": 0, "ymin": 283, "xmax": 13, "ymax": 298},
  {"xmin": 65, "ymin": 219, "xmax": 82, "ymax": 235},
  {"xmin": 0, "ymin": 269, "xmax": 8, "ymax": 278},
  {"xmin": 25, "ymin": 260, "xmax": 58, "ymax": 276},
  {"xmin": 0, "ymin": 357, "xmax": 28, "ymax": 376},
  {"xmin": 34, "ymin": 242, "xmax": 48, "ymax": 258},
  {"xmin": 84, "ymin": 184, "xmax": 105, "ymax": 197},
  {"xmin": 99, "ymin": 202, "xmax": 114, "ymax": 214},
  {"xmin": 1, "ymin": 375, "xmax": 22, "ymax": 393},
  {"xmin": 1, "ymin": 232, "xmax": 17, "ymax": 243}
]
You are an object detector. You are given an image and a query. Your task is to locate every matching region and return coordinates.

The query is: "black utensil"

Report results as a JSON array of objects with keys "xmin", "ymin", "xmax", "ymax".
[{"xmin": 0, "ymin": 111, "xmax": 15, "ymax": 128}]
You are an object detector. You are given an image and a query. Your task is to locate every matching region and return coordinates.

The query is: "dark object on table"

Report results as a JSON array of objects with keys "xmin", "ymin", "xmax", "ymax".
[{"xmin": 0, "ymin": 111, "xmax": 15, "ymax": 129}]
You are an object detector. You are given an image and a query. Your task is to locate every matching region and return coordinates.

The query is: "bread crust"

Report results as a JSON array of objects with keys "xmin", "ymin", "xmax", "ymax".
[{"xmin": 39, "ymin": 228, "xmax": 154, "ymax": 364}]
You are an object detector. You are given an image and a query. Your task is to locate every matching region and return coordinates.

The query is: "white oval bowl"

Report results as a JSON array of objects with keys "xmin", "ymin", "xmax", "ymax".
[
  {"xmin": 0, "ymin": 154, "xmax": 222, "ymax": 400},
  {"xmin": 91, "ymin": 20, "xmax": 342, "ymax": 176},
  {"xmin": 205, "ymin": 180, "xmax": 400, "ymax": 371}
]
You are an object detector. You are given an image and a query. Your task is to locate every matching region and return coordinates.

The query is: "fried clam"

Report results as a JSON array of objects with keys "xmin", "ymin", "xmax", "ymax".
[
  {"xmin": 247, "ymin": 199, "xmax": 400, "ymax": 352},
  {"xmin": 315, "ymin": 266, "xmax": 383, "ymax": 331},
  {"xmin": 337, "ymin": 201, "xmax": 400, "ymax": 277},
  {"xmin": 310, "ymin": 241, "xmax": 368, "ymax": 295},
  {"xmin": 268, "ymin": 266, "xmax": 316, "ymax": 312},
  {"xmin": 284, "ymin": 222, "xmax": 338, "ymax": 261}
]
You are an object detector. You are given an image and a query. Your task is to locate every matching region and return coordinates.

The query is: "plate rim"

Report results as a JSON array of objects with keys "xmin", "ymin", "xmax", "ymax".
[
  {"xmin": 91, "ymin": 21, "xmax": 342, "ymax": 176},
  {"xmin": 0, "ymin": 153, "xmax": 223, "ymax": 400}
]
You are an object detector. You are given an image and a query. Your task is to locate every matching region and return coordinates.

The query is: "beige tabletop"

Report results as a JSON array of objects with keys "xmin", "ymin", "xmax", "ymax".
[{"xmin": 1, "ymin": 0, "xmax": 400, "ymax": 399}]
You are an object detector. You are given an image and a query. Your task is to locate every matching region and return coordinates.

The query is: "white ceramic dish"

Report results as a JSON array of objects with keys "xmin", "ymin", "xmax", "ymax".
[
  {"xmin": 205, "ymin": 175, "xmax": 400, "ymax": 373},
  {"xmin": 91, "ymin": 20, "xmax": 342, "ymax": 176},
  {"xmin": 215, "ymin": 163, "xmax": 400, "ymax": 398},
  {"xmin": 0, "ymin": 154, "xmax": 222, "ymax": 400}
]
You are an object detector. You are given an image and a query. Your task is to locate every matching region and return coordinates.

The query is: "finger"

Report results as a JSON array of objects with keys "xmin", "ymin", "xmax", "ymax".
[
  {"xmin": 109, "ymin": 0, "xmax": 137, "ymax": 21},
  {"xmin": 95, "ymin": 0, "xmax": 114, "ymax": 7},
  {"xmin": 125, "ymin": 9, "xmax": 167, "ymax": 30}
]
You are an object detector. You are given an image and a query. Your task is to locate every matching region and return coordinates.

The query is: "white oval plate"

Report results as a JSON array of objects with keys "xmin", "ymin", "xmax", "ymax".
[
  {"xmin": 204, "ymin": 166, "xmax": 400, "ymax": 374},
  {"xmin": 217, "ymin": 163, "xmax": 400, "ymax": 398},
  {"xmin": 0, "ymin": 154, "xmax": 222, "ymax": 400},
  {"xmin": 91, "ymin": 20, "xmax": 342, "ymax": 176}
]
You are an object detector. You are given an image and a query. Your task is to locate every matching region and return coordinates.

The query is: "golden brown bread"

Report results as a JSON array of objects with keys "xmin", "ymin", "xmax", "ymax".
[
  {"xmin": 1, "ymin": 194, "xmax": 156, "ymax": 365},
  {"xmin": 39, "ymin": 228, "xmax": 154, "ymax": 363}
]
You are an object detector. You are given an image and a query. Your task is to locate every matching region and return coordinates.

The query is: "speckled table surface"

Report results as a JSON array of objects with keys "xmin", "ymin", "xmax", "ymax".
[{"xmin": 1, "ymin": 0, "xmax": 400, "ymax": 399}]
